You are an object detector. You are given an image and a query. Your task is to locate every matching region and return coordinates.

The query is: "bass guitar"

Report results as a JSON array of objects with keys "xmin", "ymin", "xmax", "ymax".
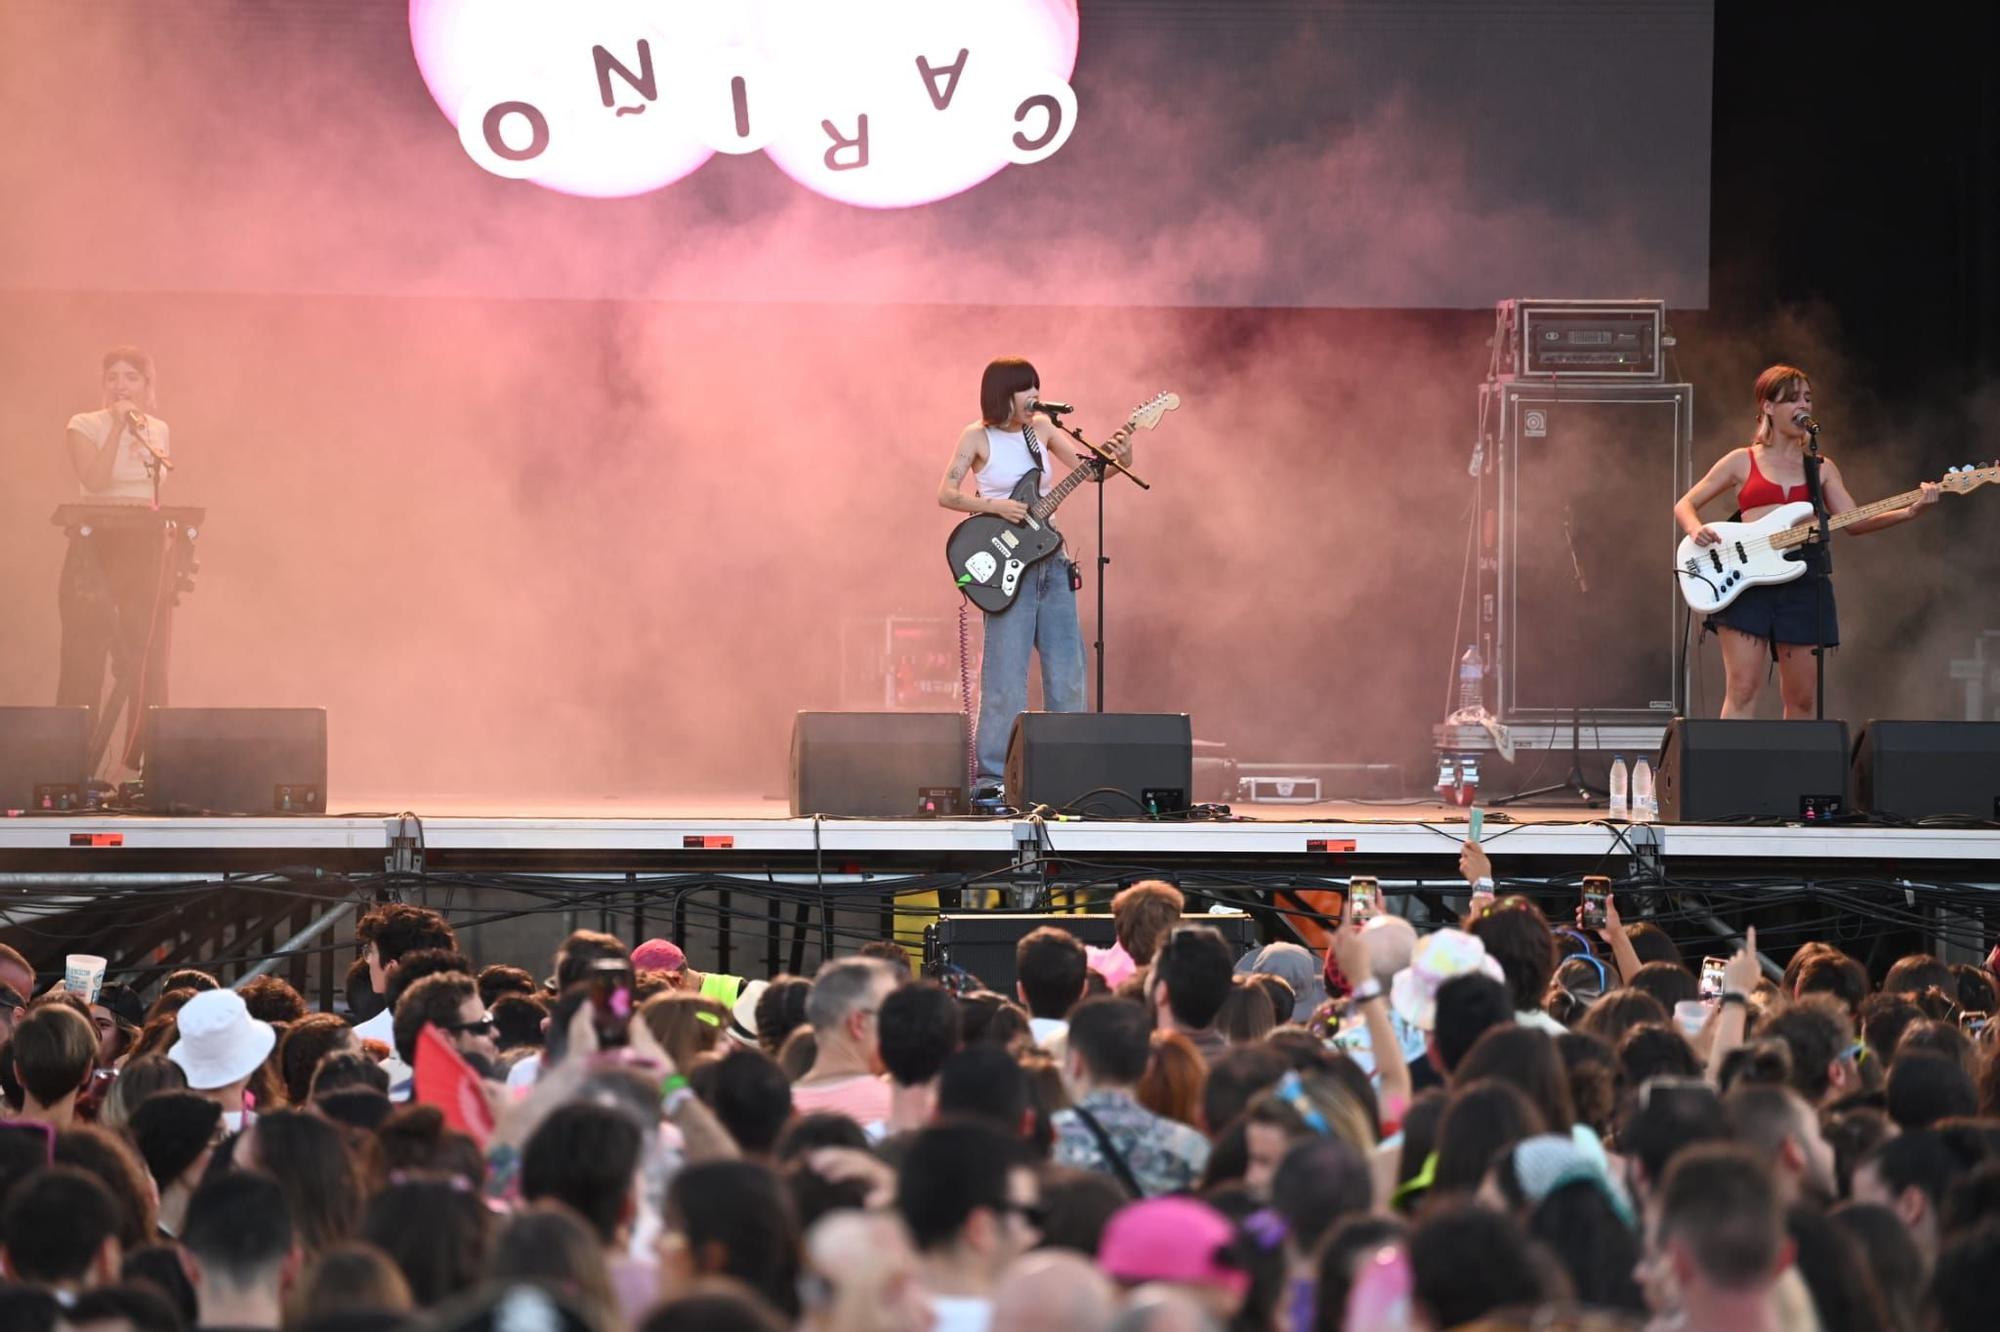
[
  {"xmin": 1675, "ymin": 461, "xmax": 1998, "ymax": 614},
  {"xmin": 946, "ymin": 392, "xmax": 1179, "ymax": 613}
]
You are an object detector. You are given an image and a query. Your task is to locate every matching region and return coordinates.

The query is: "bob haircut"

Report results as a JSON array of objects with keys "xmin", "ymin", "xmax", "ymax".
[{"xmin": 979, "ymin": 357, "xmax": 1039, "ymax": 426}]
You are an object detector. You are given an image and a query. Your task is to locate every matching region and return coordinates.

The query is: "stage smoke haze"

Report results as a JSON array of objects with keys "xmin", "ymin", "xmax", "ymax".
[{"xmin": 3, "ymin": 1, "xmax": 1986, "ymax": 808}]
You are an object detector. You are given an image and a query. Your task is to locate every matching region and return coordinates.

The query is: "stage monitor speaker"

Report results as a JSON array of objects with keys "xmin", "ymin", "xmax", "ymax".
[
  {"xmin": 925, "ymin": 912, "xmax": 1258, "ymax": 994},
  {"xmin": 789, "ymin": 712, "xmax": 966, "ymax": 817},
  {"xmin": 1005, "ymin": 712, "xmax": 1194, "ymax": 815},
  {"xmin": 144, "ymin": 708, "xmax": 328, "ymax": 814},
  {"xmin": 0, "ymin": 707, "xmax": 91, "ymax": 813},
  {"xmin": 1655, "ymin": 717, "xmax": 1848, "ymax": 822},
  {"xmin": 1853, "ymin": 720, "xmax": 2000, "ymax": 820}
]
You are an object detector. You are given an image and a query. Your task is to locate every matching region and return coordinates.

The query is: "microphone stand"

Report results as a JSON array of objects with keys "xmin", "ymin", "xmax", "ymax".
[
  {"xmin": 1801, "ymin": 424, "xmax": 1831, "ymax": 721},
  {"xmin": 1039, "ymin": 412, "xmax": 1148, "ymax": 711}
]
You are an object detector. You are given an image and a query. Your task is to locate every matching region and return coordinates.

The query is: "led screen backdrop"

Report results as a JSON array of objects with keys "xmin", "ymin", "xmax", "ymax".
[{"xmin": 1, "ymin": 0, "xmax": 1713, "ymax": 309}]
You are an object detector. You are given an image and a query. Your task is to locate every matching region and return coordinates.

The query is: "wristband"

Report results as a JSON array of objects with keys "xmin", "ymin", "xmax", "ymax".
[
  {"xmin": 664, "ymin": 1087, "xmax": 695, "ymax": 1117},
  {"xmin": 1471, "ymin": 877, "xmax": 1495, "ymax": 892},
  {"xmin": 660, "ymin": 1073, "xmax": 689, "ymax": 1100},
  {"xmin": 1350, "ymin": 980, "xmax": 1384, "ymax": 1004},
  {"xmin": 1719, "ymin": 991, "xmax": 1749, "ymax": 1007}
]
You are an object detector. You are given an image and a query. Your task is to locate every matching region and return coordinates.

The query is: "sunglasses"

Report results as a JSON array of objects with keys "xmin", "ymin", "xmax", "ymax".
[
  {"xmin": 439, "ymin": 1015, "xmax": 495, "ymax": 1036},
  {"xmin": 997, "ymin": 1200, "xmax": 1049, "ymax": 1228}
]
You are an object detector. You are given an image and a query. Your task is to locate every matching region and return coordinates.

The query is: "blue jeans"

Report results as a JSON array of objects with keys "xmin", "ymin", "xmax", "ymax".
[{"xmin": 976, "ymin": 554, "xmax": 1087, "ymax": 786}]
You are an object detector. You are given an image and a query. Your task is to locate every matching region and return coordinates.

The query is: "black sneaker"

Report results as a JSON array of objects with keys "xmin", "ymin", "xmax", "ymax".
[{"xmin": 970, "ymin": 783, "xmax": 1007, "ymax": 812}]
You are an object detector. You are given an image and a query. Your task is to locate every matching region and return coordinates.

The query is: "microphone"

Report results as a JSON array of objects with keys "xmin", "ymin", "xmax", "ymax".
[
  {"xmin": 125, "ymin": 409, "xmax": 147, "ymax": 431},
  {"xmin": 1030, "ymin": 400, "xmax": 1074, "ymax": 417},
  {"xmin": 1792, "ymin": 409, "xmax": 1820, "ymax": 432}
]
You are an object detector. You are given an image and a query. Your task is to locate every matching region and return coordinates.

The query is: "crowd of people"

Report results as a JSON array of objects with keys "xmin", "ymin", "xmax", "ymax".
[{"xmin": 2, "ymin": 849, "xmax": 1999, "ymax": 1332}]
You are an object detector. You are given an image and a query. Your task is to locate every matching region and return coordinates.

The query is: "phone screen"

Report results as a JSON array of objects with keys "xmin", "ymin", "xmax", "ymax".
[
  {"xmin": 1699, "ymin": 957, "xmax": 1728, "ymax": 1001},
  {"xmin": 1348, "ymin": 878, "xmax": 1379, "ymax": 923},
  {"xmin": 1580, "ymin": 877, "xmax": 1610, "ymax": 931},
  {"xmin": 586, "ymin": 959, "xmax": 635, "ymax": 1048}
]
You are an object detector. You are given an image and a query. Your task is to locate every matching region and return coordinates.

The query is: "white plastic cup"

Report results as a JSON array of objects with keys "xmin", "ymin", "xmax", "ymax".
[
  {"xmin": 65, "ymin": 954, "xmax": 108, "ymax": 1005},
  {"xmin": 1674, "ymin": 999, "xmax": 1709, "ymax": 1040}
]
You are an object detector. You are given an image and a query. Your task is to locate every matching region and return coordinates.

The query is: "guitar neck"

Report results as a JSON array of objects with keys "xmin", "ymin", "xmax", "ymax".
[
  {"xmin": 1772, "ymin": 485, "xmax": 1926, "ymax": 547},
  {"xmin": 1028, "ymin": 457, "xmax": 1100, "ymax": 521}
]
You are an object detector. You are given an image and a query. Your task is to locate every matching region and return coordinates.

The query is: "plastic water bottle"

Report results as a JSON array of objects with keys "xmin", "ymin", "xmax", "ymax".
[
  {"xmin": 1457, "ymin": 646, "xmax": 1484, "ymax": 715},
  {"xmin": 1632, "ymin": 757, "xmax": 1656, "ymax": 823},
  {"xmin": 1608, "ymin": 755, "xmax": 1630, "ymax": 820}
]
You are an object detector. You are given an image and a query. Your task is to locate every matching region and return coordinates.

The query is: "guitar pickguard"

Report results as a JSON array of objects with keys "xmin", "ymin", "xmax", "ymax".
[
  {"xmin": 964, "ymin": 551, "xmax": 998, "ymax": 584},
  {"xmin": 1000, "ymin": 559, "xmax": 1024, "ymax": 596}
]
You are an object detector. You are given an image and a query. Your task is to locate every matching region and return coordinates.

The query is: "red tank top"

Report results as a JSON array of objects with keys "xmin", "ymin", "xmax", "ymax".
[{"xmin": 1736, "ymin": 450, "xmax": 1810, "ymax": 512}]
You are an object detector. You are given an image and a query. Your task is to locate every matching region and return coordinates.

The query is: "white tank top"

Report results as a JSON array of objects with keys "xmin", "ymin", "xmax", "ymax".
[{"xmin": 976, "ymin": 425, "xmax": 1047, "ymax": 501}]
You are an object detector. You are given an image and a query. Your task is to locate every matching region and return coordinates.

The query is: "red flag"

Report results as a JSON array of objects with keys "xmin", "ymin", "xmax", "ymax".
[{"xmin": 414, "ymin": 1023, "xmax": 495, "ymax": 1147}]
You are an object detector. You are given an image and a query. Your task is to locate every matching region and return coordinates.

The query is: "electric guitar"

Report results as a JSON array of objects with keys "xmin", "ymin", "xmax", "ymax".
[
  {"xmin": 946, "ymin": 392, "xmax": 1180, "ymax": 613},
  {"xmin": 1675, "ymin": 462, "xmax": 1998, "ymax": 614}
]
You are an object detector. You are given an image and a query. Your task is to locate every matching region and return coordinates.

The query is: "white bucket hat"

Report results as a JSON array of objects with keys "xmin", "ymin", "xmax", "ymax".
[
  {"xmin": 1389, "ymin": 928, "xmax": 1506, "ymax": 1032},
  {"xmin": 729, "ymin": 978, "xmax": 769, "ymax": 1046},
  {"xmin": 168, "ymin": 988, "xmax": 276, "ymax": 1090}
]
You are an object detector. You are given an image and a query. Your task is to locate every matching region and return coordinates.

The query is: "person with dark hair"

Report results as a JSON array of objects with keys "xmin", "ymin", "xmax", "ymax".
[
  {"xmin": 311, "ymin": 1049, "xmax": 391, "ymax": 1099},
  {"xmin": 874, "ymin": 980, "xmax": 960, "ymax": 1136},
  {"xmin": 1617, "ymin": 1021, "xmax": 1702, "ymax": 1088},
  {"xmin": 1884, "ymin": 1049, "xmax": 1978, "ymax": 1130},
  {"xmin": 241, "ymin": 1108, "xmax": 362, "ymax": 1255},
  {"xmin": 1577, "ymin": 987, "xmax": 1671, "ymax": 1048},
  {"xmin": 896, "ymin": 1121, "xmax": 1039, "ymax": 1330},
  {"xmin": 522, "ymin": 1103, "xmax": 644, "ymax": 1249},
  {"xmin": 288, "ymin": 1240, "xmax": 417, "ymax": 1328},
  {"xmin": 642, "ymin": 1278, "xmax": 790, "ymax": 1332},
  {"xmin": 165, "ymin": 989, "xmax": 274, "ymax": 1134},
  {"xmin": 697, "ymin": 1046, "xmax": 794, "ymax": 1157},
  {"xmin": 11, "ymin": 1002, "xmax": 98, "ymax": 1127},
  {"xmin": 1149, "ymin": 926, "xmax": 1236, "ymax": 1062},
  {"xmin": 1727, "ymin": 1083, "xmax": 1837, "ymax": 1204},
  {"xmin": 1556, "ymin": 1030, "xmax": 1619, "ymax": 1138},
  {"xmin": 938, "ymin": 356, "xmax": 1132, "ymax": 804},
  {"xmin": 1270, "ymin": 1136, "xmax": 1371, "ymax": 1313},
  {"xmin": 662, "ymin": 1161, "xmax": 802, "ymax": 1319},
  {"xmin": 793, "ymin": 957, "xmax": 897, "ymax": 1126},
  {"xmin": 1762, "ymin": 995, "xmax": 1861, "ymax": 1107},
  {"xmin": 1618, "ymin": 1077, "xmax": 1729, "ymax": 1209},
  {"xmin": 1032, "ymin": 1166, "xmax": 1126, "ymax": 1257},
  {"xmin": 1794, "ymin": 950, "xmax": 1869, "ymax": 1017},
  {"xmin": 1213, "ymin": 980, "xmax": 1276, "ymax": 1047},
  {"xmin": 491, "ymin": 993, "xmax": 549, "ymax": 1054},
  {"xmin": 1135, "ymin": 1030, "xmax": 1205, "ymax": 1128},
  {"xmin": 1200, "ymin": 1045, "xmax": 1288, "ymax": 1136},
  {"xmin": 477, "ymin": 964, "xmax": 538, "ymax": 1007},
  {"xmin": 1427, "ymin": 972, "xmax": 1512, "ymax": 1079},
  {"xmin": 1465, "ymin": 897, "xmax": 1562, "ymax": 1032},
  {"xmin": 183, "ymin": 1171, "xmax": 298, "ymax": 1328},
  {"xmin": 1449, "ymin": 1024, "xmax": 1575, "ymax": 1132},
  {"xmin": 0, "ymin": 1166, "xmax": 123, "ymax": 1295},
  {"xmin": 353, "ymin": 903, "xmax": 459, "ymax": 1048},
  {"xmin": 360, "ymin": 1178, "xmax": 491, "ymax": 1308},
  {"xmin": 1312, "ymin": 1214, "xmax": 1407, "ymax": 1332},
  {"xmin": 54, "ymin": 1124, "xmax": 159, "ymax": 1253},
  {"xmin": 1829, "ymin": 1202, "xmax": 1924, "ymax": 1331},
  {"xmin": 1949, "ymin": 961, "xmax": 1996, "ymax": 1016},
  {"xmin": 1785, "ymin": 1201, "xmax": 1892, "ymax": 1332},
  {"xmin": 1407, "ymin": 1201, "xmax": 1543, "ymax": 1330},
  {"xmin": 1014, "ymin": 927, "xmax": 1088, "ymax": 1047},
  {"xmin": 1882, "ymin": 953, "xmax": 1954, "ymax": 1000},
  {"xmin": 936, "ymin": 1044, "xmax": 1034, "ymax": 1141},
  {"xmin": 236, "ymin": 975, "xmax": 307, "ymax": 1026},
  {"xmin": 1644, "ymin": 1143, "xmax": 1790, "ymax": 1329},
  {"xmin": 277, "ymin": 1012, "xmax": 358, "ymax": 1108},
  {"xmin": 1627, "ymin": 959, "xmax": 1698, "ymax": 1013},
  {"xmin": 1490, "ymin": 1136, "xmax": 1644, "ymax": 1314},
  {"xmin": 391, "ymin": 971, "xmax": 495, "ymax": 1073},
  {"xmin": 1050, "ymin": 997, "xmax": 1208, "ymax": 1197},
  {"xmin": 1431, "ymin": 1080, "xmax": 1546, "ymax": 1196},
  {"xmin": 754, "ymin": 977, "xmax": 812, "ymax": 1056},
  {"xmin": 1932, "ymin": 1220, "xmax": 2000, "ymax": 1332},
  {"xmin": 1858, "ymin": 990, "xmax": 1922, "ymax": 1064},
  {"xmin": 63, "ymin": 1280, "xmax": 185, "ymax": 1332},
  {"xmin": 1851, "ymin": 1128, "xmax": 1964, "ymax": 1267},
  {"xmin": 128, "ymin": 1091, "xmax": 223, "ymax": 1239}
]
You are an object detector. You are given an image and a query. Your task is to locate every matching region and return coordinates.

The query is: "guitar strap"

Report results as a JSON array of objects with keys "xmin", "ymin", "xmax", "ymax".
[{"xmin": 1021, "ymin": 419, "xmax": 1046, "ymax": 475}]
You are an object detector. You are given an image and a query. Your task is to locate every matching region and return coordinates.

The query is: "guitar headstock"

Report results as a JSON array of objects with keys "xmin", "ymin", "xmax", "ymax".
[
  {"xmin": 1942, "ymin": 462, "xmax": 2000, "ymax": 494},
  {"xmin": 1126, "ymin": 392, "xmax": 1181, "ymax": 432}
]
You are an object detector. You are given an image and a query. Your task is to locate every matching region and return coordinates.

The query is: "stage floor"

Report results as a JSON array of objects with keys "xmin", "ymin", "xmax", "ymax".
[{"xmin": 4, "ymin": 794, "xmax": 1998, "ymax": 878}]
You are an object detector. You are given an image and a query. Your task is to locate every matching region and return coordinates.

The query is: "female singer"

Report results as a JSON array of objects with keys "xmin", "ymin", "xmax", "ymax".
[
  {"xmin": 1673, "ymin": 364, "xmax": 1935, "ymax": 719},
  {"xmin": 57, "ymin": 346, "xmax": 176, "ymax": 748},
  {"xmin": 937, "ymin": 357, "xmax": 1129, "ymax": 802}
]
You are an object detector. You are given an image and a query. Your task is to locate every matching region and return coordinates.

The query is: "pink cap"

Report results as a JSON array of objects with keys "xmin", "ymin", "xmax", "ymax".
[
  {"xmin": 632, "ymin": 939, "xmax": 686, "ymax": 972},
  {"xmin": 1097, "ymin": 1198, "xmax": 1249, "ymax": 1298}
]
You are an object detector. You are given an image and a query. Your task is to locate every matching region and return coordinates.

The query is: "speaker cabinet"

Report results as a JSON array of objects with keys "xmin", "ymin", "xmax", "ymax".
[
  {"xmin": 1853, "ymin": 720, "xmax": 2000, "ymax": 820},
  {"xmin": 789, "ymin": 712, "xmax": 966, "ymax": 816},
  {"xmin": 144, "ymin": 708, "xmax": 328, "ymax": 814},
  {"xmin": 1655, "ymin": 718, "xmax": 1848, "ymax": 822},
  {"xmin": 0, "ymin": 707, "xmax": 91, "ymax": 813},
  {"xmin": 1004, "ymin": 712, "xmax": 1194, "ymax": 815},
  {"xmin": 924, "ymin": 912, "xmax": 1258, "ymax": 994}
]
